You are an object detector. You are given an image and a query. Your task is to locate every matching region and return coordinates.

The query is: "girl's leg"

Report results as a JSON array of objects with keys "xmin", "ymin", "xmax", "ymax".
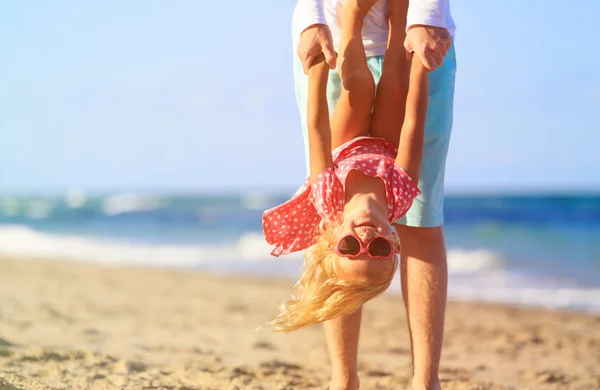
[
  {"xmin": 330, "ymin": 0, "xmax": 377, "ymax": 149},
  {"xmin": 369, "ymin": 0, "xmax": 410, "ymax": 146}
]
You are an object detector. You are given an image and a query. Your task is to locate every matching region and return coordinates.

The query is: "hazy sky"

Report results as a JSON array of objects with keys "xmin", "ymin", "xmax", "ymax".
[{"xmin": 1, "ymin": 1, "xmax": 599, "ymax": 194}]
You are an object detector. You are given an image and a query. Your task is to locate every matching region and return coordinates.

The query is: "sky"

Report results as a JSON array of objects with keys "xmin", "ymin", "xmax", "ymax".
[{"xmin": 1, "ymin": 0, "xmax": 599, "ymax": 194}]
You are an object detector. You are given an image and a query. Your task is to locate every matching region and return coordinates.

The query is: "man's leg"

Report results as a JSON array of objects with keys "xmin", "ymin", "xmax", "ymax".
[
  {"xmin": 394, "ymin": 225, "xmax": 447, "ymax": 390},
  {"xmin": 394, "ymin": 42, "xmax": 457, "ymax": 390},
  {"xmin": 293, "ymin": 54, "xmax": 384, "ymax": 390}
]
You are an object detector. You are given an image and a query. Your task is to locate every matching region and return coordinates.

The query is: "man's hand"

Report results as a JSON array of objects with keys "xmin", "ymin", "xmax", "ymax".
[
  {"xmin": 404, "ymin": 25, "xmax": 451, "ymax": 72},
  {"xmin": 297, "ymin": 24, "xmax": 337, "ymax": 74}
]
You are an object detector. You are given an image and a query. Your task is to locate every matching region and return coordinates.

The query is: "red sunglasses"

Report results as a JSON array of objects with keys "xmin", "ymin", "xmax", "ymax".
[{"xmin": 334, "ymin": 234, "xmax": 397, "ymax": 260}]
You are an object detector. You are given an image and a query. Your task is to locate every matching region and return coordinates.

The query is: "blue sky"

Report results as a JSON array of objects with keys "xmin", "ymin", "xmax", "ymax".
[{"xmin": 1, "ymin": 1, "xmax": 599, "ymax": 194}]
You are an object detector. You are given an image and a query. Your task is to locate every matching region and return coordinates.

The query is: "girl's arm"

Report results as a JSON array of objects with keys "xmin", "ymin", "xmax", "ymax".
[
  {"xmin": 307, "ymin": 55, "xmax": 334, "ymax": 184},
  {"xmin": 395, "ymin": 56, "xmax": 429, "ymax": 183}
]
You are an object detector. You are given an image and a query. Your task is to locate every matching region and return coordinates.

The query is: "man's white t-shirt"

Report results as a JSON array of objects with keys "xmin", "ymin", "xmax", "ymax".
[{"xmin": 292, "ymin": 0, "xmax": 456, "ymax": 58}]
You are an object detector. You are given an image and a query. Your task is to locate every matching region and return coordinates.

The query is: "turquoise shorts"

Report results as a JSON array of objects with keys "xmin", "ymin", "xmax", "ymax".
[{"xmin": 292, "ymin": 43, "xmax": 457, "ymax": 228}]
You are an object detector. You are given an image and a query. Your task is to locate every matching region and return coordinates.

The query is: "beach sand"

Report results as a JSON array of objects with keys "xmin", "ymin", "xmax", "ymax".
[{"xmin": 0, "ymin": 257, "xmax": 598, "ymax": 390}]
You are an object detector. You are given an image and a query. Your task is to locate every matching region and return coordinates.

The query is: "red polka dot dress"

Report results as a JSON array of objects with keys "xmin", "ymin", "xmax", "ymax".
[{"xmin": 263, "ymin": 137, "xmax": 421, "ymax": 256}]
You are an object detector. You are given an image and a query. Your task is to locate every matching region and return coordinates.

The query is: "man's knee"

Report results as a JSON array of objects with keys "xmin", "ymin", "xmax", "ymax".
[{"xmin": 393, "ymin": 224, "xmax": 447, "ymax": 264}]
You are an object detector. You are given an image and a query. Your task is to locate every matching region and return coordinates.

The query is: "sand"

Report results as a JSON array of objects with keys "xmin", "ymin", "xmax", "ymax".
[{"xmin": 0, "ymin": 257, "xmax": 598, "ymax": 390}]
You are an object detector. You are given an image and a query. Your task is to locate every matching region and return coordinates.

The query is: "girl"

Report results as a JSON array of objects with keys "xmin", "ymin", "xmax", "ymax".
[{"xmin": 263, "ymin": 0, "xmax": 428, "ymax": 332}]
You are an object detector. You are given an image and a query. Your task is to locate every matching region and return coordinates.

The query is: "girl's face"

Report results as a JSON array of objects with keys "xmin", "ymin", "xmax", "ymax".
[
  {"xmin": 341, "ymin": 207, "xmax": 395, "ymax": 239},
  {"xmin": 334, "ymin": 208, "xmax": 398, "ymax": 282}
]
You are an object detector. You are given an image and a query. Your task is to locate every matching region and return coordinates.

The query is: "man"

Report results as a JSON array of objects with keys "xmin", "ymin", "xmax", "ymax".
[{"xmin": 291, "ymin": 0, "xmax": 456, "ymax": 389}]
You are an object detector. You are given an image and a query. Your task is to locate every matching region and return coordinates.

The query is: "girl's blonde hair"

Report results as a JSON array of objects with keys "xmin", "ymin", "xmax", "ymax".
[{"xmin": 263, "ymin": 218, "xmax": 399, "ymax": 333}]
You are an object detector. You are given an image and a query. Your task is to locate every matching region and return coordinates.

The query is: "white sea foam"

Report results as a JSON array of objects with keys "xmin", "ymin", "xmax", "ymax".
[
  {"xmin": 0, "ymin": 226, "xmax": 300, "ymax": 266},
  {"xmin": 0, "ymin": 226, "xmax": 493, "ymax": 270},
  {"xmin": 102, "ymin": 192, "xmax": 164, "ymax": 216},
  {"xmin": 447, "ymin": 248, "xmax": 502, "ymax": 274},
  {"xmin": 65, "ymin": 188, "xmax": 87, "ymax": 208},
  {"xmin": 0, "ymin": 225, "xmax": 598, "ymax": 312},
  {"xmin": 1, "ymin": 198, "xmax": 21, "ymax": 217},
  {"xmin": 241, "ymin": 192, "xmax": 277, "ymax": 211},
  {"xmin": 447, "ymin": 285, "xmax": 600, "ymax": 313},
  {"xmin": 26, "ymin": 200, "xmax": 55, "ymax": 220},
  {"xmin": 0, "ymin": 198, "xmax": 55, "ymax": 220}
]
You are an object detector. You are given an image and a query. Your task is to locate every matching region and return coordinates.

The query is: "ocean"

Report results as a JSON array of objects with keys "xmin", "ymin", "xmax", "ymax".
[{"xmin": 1, "ymin": 190, "xmax": 599, "ymax": 312}]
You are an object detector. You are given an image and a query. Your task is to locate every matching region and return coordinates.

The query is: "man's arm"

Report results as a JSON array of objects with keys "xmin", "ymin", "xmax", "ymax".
[
  {"xmin": 293, "ymin": 0, "xmax": 337, "ymax": 74},
  {"xmin": 407, "ymin": 0, "xmax": 447, "ymax": 31},
  {"xmin": 405, "ymin": 0, "xmax": 452, "ymax": 72}
]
